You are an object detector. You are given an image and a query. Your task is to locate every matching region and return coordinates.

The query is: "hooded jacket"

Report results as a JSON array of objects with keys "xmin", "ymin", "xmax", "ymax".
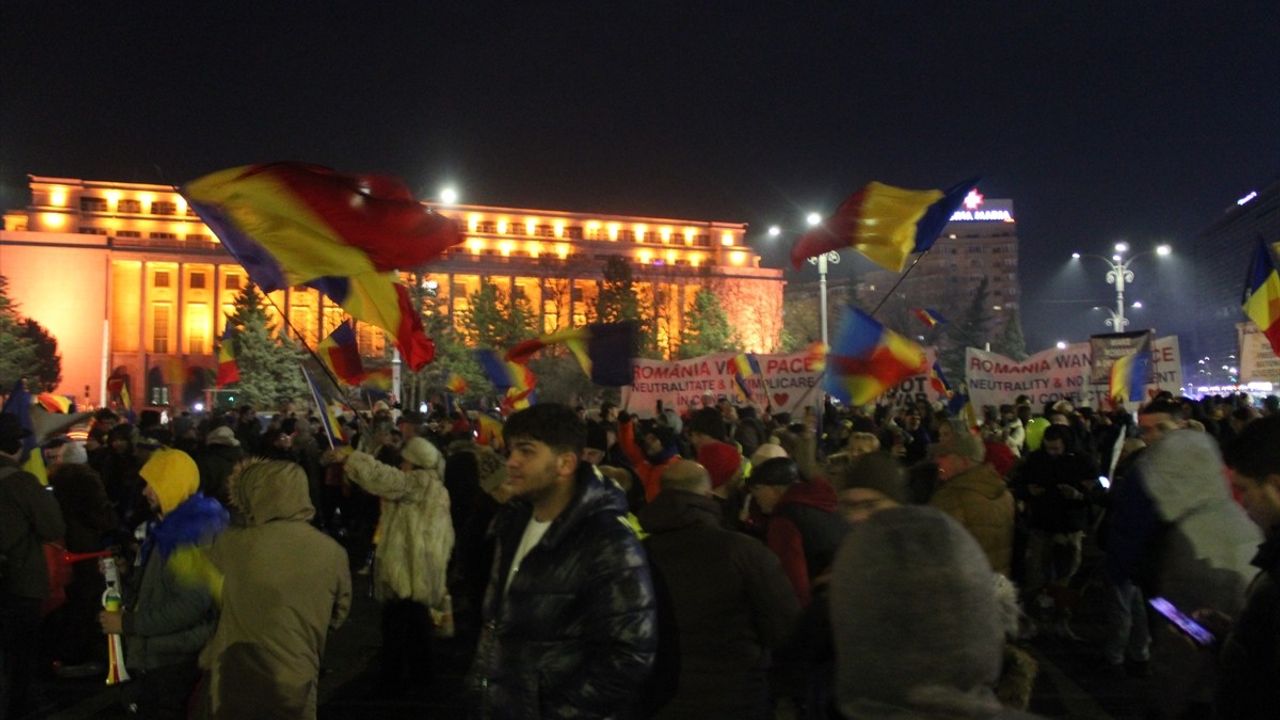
[
  {"xmin": 1135, "ymin": 430, "xmax": 1262, "ymax": 717},
  {"xmin": 0, "ymin": 456, "xmax": 66, "ymax": 599},
  {"xmin": 638, "ymin": 490, "xmax": 799, "ymax": 720},
  {"xmin": 345, "ymin": 445, "xmax": 454, "ymax": 607},
  {"xmin": 618, "ymin": 418, "xmax": 680, "ymax": 502},
  {"xmin": 199, "ymin": 460, "xmax": 352, "ymax": 720},
  {"xmin": 767, "ymin": 478, "xmax": 847, "ymax": 606},
  {"xmin": 468, "ymin": 463, "xmax": 656, "ymax": 719},
  {"xmin": 1217, "ymin": 528, "xmax": 1280, "ymax": 720},
  {"xmin": 930, "ymin": 463, "xmax": 1015, "ymax": 576},
  {"xmin": 831, "ymin": 506, "xmax": 1042, "ymax": 720}
]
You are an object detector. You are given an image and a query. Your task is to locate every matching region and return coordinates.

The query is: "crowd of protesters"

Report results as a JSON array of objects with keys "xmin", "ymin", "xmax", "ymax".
[{"xmin": 2, "ymin": 387, "xmax": 1280, "ymax": 719}]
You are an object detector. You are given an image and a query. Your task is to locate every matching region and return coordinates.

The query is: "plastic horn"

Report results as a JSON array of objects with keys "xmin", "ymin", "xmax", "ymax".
[
  {"xmin": 99, "ymin": 556, "xmax": 131, "ymax": 685},
  {"xmin": 64, "ymin": 549, "xmax": 113, "ymax": 564}
]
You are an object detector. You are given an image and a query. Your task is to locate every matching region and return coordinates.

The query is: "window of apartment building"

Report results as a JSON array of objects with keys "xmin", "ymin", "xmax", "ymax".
[
  {"xmin": 565, "ymin": 226, "xmax": 584, "ymax": 240},
  {"xmin": 80, "ymin": 197, "xmax": 108, "ymax": 212},
  {"xmin": 154, "ymin": 271, "xmax": 171, "ymax": 288},
  {"xmin": 225, "ymin": 274, "xmax": 241, "ymax": 290},
  {"xmin": 186, "ymin": 233, "xmax": 210, "ymax": 242},
  {"xmin": 694, "ymin": 234, "xmax": 711, "ymax": 247},
  {"xmin": 153, "ymin": 305, "xmax": 170, "ymax": 353},
  {"xmin": 79, "ymin": 227, "xmax": 108, "ymax": 235},
  {"xmin": 151, "ymin": 201, "xmax": 176, "ymax": 215},
  {"xmin": 150, "ymin": 232, "xmax": 178, "ymax": 240},
  {"xmin": 190, "ymin": 272, "xmax": 207, "ymax": 289},
  {"xmin": 117, "ymin": 199, "xmax": 142, "ymax": 213},
  {"xmin": 116, "ymin": 230, "xmax": 141, "ymax": 238}
]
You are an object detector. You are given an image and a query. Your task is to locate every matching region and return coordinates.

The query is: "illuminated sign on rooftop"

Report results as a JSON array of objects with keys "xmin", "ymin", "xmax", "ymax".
[{"xmin": 948, "ymin": 188, "xmax": 1015, "ymax": 223}]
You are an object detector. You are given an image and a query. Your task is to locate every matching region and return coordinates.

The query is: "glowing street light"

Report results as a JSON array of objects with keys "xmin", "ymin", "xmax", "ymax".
[
  {"xmin": 1132, "ymin": 300, "xmax": 1143, "ymax": 309},
  {"xmin": 1071, "ymin": 252, "xmax": 1081, "ymax": 259},
  {"xmin": 805, "ymin": 212, "xmax": 823, "ymax": 227},
  {"xmin": 1115, "ymin": 241, "xmax": 1129, "ymax": 253},
  {"xmin": 768, "ymin": 225, "xmax": 781, "ymax": 238},
  {"xmin": 440, "ymin": 187, "xmax": 459, "ymax": 205},
  {"xmin": 1071, "ymin": 245, "xmax": 1172, "ymax": 331},
  {"xmin": 1056, "ymin": 341, "xmax": 1068, "ymax": 350},
  {"xmin": 1156, "ymin": 244, "xmax": 1172, "ymax": 256}
]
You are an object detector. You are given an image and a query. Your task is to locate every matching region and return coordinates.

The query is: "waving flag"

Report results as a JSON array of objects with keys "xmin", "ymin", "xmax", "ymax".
[
  {"xmin": 824, "ymin": 308, "xmax": 928, "ymax": 406},
  {"xmin": 805, "ymin": 341, "xmax": 828, "ymax": 373},
  {"xmin": 504, "ymin": 322, "xmax": 638, "ymax": 386},
  {"xmin": 301, "ymin": 367, "xmax": 343, "ymax": 448},
  {"xmin": 446, "ymin": 373, "xmax": 469, "ymax": 394},
  {"xmin": 1243, "ymin": 238, "xmax": 1280, "ymax": 358},
  {"xmin": 215, "ymin": 327, "xmax": 240, "ymax": 387},
  {"xmin": 791, "ymin": 177, "xmax": 978, "ymax": 272},
  {"xmin": 360, "ymin": 367, "xmax": 394, "ymax": 392},
  {"xmin": 1110, "ymin": 337, "xmax": 1153, "ymax": 404},
  {"xmin": 474, "ymin": 413, "xmax": 504, "ymax": 448},
  {"xmin": 317, "ymin": 322, "xmax": 366, "ymax": 385},
  {"xmin": 182, "ymin": 163, "xmax": 460, "ymax": 370},
  {"xmin": 36, "ymin": 393, "xmax": 72, "ymax": 414},
  {"xmin": 913, "ymin": 308, "xmax": 948, "ymax": 329},
  {"xmin": 730, "ymin": 352, "xmax": 762, "ymax": 400},
  {"xmin": 928, "ymin": 361, "xmax": 954, "ymax": 398},
  {"xmin": 476, "ymin": 349, "xmax": 537, "ymax": 410},
  {"xmin": 2, "ymin": 382, "xmax": 47, "ymax": 485}
]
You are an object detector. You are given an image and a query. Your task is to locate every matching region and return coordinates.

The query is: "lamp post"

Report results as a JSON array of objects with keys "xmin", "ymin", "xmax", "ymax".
[
  {"xmin": 1072, "ymin": 243, "xmax": 1171, "ymax": 331},
  {"xmin": 808, "ymin": 251, "xmax": 841, "ymax": 347}
]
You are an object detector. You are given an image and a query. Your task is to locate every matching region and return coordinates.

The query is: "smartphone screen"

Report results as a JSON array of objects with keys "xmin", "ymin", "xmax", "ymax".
[{"xmin": 1149, "ymin": 596, "xmax": 1215, "ymax": 646}]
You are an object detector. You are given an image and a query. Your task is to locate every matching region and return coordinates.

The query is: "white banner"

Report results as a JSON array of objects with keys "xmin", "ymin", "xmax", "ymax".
[
  {"xmin": 966, "ymin": 336, "xmax": 1182, "ymax": 410},
  {"xmin": 1238, "ymin": 321, "xmax": 1280, "ymax": 384},
  {"xmin": 622, "ymin": 351, "xmax": 824, "ymax": 417}
]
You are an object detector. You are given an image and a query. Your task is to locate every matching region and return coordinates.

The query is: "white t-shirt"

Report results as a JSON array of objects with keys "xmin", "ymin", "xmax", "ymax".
[{"xmin": 505, "ymin": 516, "xmax": 552, "ymax": 593}]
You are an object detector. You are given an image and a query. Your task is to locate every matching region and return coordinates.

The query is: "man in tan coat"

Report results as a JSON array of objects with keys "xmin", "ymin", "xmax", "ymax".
[
  {"xmin": 930, "ymin": 422, "xmax": 1015, "ymax": 576},
  {"xmin": 196, "ymin": 460, "xmax": 351, "ymax": 719}
]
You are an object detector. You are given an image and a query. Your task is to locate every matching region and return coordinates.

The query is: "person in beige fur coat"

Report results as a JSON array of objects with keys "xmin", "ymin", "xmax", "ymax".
[{"xmin": 328, "ymin": 435, "xmax": 454, "ymax": 694}]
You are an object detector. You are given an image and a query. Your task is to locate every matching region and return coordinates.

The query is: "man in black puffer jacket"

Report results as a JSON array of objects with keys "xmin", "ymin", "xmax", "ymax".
[{"xmin": 468, "ymin": 403, "xmax": 656, "ymax": 719}]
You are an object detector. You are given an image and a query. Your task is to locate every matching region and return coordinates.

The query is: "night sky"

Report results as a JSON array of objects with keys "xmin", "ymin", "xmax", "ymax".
[{"xmin": 3, "ymin": 1, "xmax": 1277, "ymax": 350}]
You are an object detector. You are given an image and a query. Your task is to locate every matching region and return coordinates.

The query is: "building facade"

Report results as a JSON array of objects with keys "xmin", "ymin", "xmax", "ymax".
[{"xmin": 1, "ymin": 175, "xmax": 784, "ymax": 408}]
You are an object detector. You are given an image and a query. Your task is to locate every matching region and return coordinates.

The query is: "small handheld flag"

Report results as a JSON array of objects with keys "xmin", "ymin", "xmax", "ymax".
[
  {"xmin": 912, "ymin": 308, "xmax": 948, "ymax": 329},
  {"xmin": 446, "ymin": 373, "xmax": 468, "ymax": 394},
  {"xmin": 504, "ymin": 322, "xmax": 638, "ymax": 387},
  {"xmin": 215, "ymin": 327, "xmax": 240, "ymax": 387},
  {"xmin": 1109, "ymin": 338, "xmax": 1153, "ymax": 404}
]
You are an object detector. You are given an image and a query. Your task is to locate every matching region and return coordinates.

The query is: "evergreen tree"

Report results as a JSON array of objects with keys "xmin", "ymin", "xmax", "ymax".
[
  {"xmin": 780, "ymin": 294, "xmax": 822, "ymax": 352},
  {"xmin": 991, "ymin": 307, "xmax": 1029, "ymax": 360},
  {"xmin": 595, "ymin": 256, "xmax": 642, "ymax": 324},
  {"xmin": 458, "ymin": 284, "xmax": 537, "ymax": 350},
  {"xmin": 223, "ymin": 282, "xmax": 308, "ymax": 409},
  {"xmin": 678, "ymin": 288, "xmax": 736, "ymax": 359},
  {"xmin": 19, "ymin": 319, "xmax": 61, "ymax": 392},
  {"xmin": 0, "ymin": 275, "xmax": 38, "ymax": 390},
  {"xmin": 940, "ymin": 276, "xmax": 993, "ymax": 379},
  {"xmin": 401, "ymin": 277, "xmax": 491, "ymax": 408}
]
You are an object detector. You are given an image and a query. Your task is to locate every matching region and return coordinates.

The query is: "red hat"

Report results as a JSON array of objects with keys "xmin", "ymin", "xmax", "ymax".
[{"xmin": 698, "ymin": 441, "xmax": 742, "ymax": 489}]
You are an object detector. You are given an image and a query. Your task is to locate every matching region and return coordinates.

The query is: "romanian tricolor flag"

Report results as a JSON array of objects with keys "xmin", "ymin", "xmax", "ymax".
[
  {"xmin": 1109, "ymin": 337, "xmax": 1152, "ymax": 404},
  {"xmin": 3, "ymin": 382, "xmax": 47, "ymax": 486},
  {"xmin": 36, "ymin": 393, "xmax": 72, "ymax": 414},
  {"xmin": 215, "ymin": 327, "xmax": 240, "ymax": 387},
  {"xmin": 360, "ymin": 367, "xmax": 394, "ymax": 392},
  {"xmin": 317, "ymin": 322, "xmax": 366, "ymax": 386},
  {"xmin": 504, "ymin": 322, "xmax": 638, "ymax": 387},
  {"xmin": 730, "ymin": 353, "xmax": 762, "ymax": 400},
  {"xmin": 928, "ymin": 362, "xmax": 954, "ymax": 398},
  {"xmin": 301, "ymin": 367, "xmax": 343, "ymax": 449},
  {"xmin": 791, "ymin": 177, "xmax": 978, "ymax": 272},
  {"xmin": 824, "ymin": 308, "xmax": 928, "ymax": 406},
  {"xmin": 1243, "ymin": 238, "xmax": 1280, "ymax": 359},
  {"xmin": 182, "ymin": 163, "xmax": 461, "ymax": 370},
  {"xmin": 446, "ymin": 373, "xmax": 468, "ymax": 395},
  {"xmin": 477, "ymin": 349, "xmax": 537, "ymax": 410},
  {"xmin": 474, "ymin": 413, "xmax": 504, "ymax": 448},
  {"xmin": 913, "ymin": 308, "xmax": 948, "ymax": 329}
]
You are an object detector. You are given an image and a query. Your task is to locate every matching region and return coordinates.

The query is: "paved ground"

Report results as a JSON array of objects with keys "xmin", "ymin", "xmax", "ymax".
[{"xmin": 34, "ymin": 545, "xmax": 1154, "ymax": 719}]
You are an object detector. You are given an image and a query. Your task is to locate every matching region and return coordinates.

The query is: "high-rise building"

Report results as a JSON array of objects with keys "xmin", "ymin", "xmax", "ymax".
[
  {"xmin": 854, "ymin": 188, "xmax": 1020, "ymax": 330},
  {"xmin": 1, "ymin": 175, "xmax": 783, "ymax": 408},
  {"xmin": 1189, "ymin": 177, "xmax": 1280, "ymax": 387}
]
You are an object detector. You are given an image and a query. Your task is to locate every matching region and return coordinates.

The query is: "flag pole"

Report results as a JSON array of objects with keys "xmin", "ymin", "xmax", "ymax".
[
  {"xmin": 869, "ymin": 247, "xmax": 935, "ymax": 318},
  {"xmin": 258, "ymin": 290, "xmax": 349, "ymax": 397}
]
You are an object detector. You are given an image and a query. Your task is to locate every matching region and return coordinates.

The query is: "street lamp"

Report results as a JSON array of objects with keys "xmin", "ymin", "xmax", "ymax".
[
  {"xmin": 1056, "ymin": 341, "xmax": 1068, "ymax": 350},
  {"xmin": 1070, "ymin": 245, "xmax": 1171, "ymax": 331},
  {"xmin": 806, "ymin": 212, "xmax": 823, "ymax": 227},
  {"xmin": 808, "ymin": 250, "xmax": 841, "ymax": 347},
  {"xmin": 440, "ymin": 187, "xmax": 459, "ymax": 204},
  {"xmin": 767, "ymin": 225, "xmax": 781, "ymax": 237}
]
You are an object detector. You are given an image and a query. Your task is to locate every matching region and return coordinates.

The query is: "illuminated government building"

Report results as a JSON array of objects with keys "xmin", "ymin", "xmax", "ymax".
[{"xmin": 0, "ymin": 175, "xmax": 784, "ymax": 408}]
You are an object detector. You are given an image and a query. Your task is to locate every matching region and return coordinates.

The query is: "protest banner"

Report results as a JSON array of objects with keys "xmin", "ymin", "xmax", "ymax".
[
  {"xmin": 877, "ymin": 348, "xmax": 949, "ymax": 409},
  {"xmin": 966, "ymin": 336, "xmax": 1182, "ymax": 410},
  {"xmin": 1238, "ymin": 321, "xmax": 1280, "ymax": 384},
  {"xmin": 1089, "ymin": 330, "xmax": 1155, "ymax": 384},
  {"xmin": 622, "ymin": 351, "xmax": 824, "ymax": 417}
]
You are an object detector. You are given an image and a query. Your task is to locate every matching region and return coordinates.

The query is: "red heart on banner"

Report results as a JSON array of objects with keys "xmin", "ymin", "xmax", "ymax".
[{"xmin": 773, "ymin": 392, "xmax": 790, "ymax": 407}]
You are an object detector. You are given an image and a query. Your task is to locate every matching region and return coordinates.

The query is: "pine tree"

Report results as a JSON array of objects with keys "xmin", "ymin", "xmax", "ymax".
[
  {"xmin": 940, "ymin": 276, "xmax": 993, "ymax": 379},
  {"xmin": 991, "ymin": 307, "xmax": 1029, "ymax": 360},
  {"xmin": 458, "ymin": 284, "xmax": 537, "ymax": 350},
  {"xmin": 678, "ymin": 288, "xmax": 736, "ymax": 358},
  {"xmin": 223, "ymin": 282, "xmax": 308, "ymax": 409},
  {"xmin": 401, "ymin": 278, "xmax": 492, "ymax": 408},
  {"xmin": 19, "ymin": 319, "xmax": 61, "ymax": 392},
  {"xmin": 595, "ymin": 256, "xmax": 642, "ymax": 324},
  {"xmin": 0, "ymin": 275, "xmax": 38, "ymax": 391}
]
